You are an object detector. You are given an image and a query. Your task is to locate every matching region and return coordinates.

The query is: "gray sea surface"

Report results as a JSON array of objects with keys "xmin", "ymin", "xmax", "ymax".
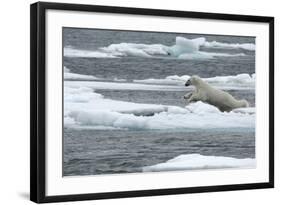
[{"xmin": 63, "ymin": 28, "xmax": 255, "ymax": 176}]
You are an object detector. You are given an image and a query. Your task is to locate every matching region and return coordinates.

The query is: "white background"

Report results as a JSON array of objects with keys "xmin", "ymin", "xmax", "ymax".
[
  {"xmin": 0, "ymin": 0, "xmax": 279, "ymax": 204},
  {"xmin": 46, "ymin": 9, "xmax": 269, "ymax": 196}
]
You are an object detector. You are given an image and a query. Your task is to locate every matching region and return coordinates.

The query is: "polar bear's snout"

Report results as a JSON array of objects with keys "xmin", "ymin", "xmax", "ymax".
[
  {"xmin": 185, "ymin": 79, "xmax": 191, "ymax": 86},
  {"xmin": 185, "ymin": 75, "xmax": 200, "ymax": 86}
]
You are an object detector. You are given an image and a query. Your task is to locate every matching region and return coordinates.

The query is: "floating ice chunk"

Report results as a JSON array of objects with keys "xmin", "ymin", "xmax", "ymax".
[
  {"xmin": 178, "ymin": 51, "xmax": 245, "ymax": 60},
  {"xmin": 64, "ymin": 86, "xmax": 103, "ymax": 103},
  {"xmin": 143, "ymin": 154, "xmax": 256, "ymax": 172},
  {"xmin": 203, "ymin": 41, "xmax": 255, "ymax": 51},
  {"xmin": 166, "ymin": 106, "xmax": 190, "ymax": 114},
  {"xmin": 64, "ymin": 72, "xmax": 98, "ymax": 81},
  {"xmin": 64, "ymin": 66, "xmax": 70, "ymax": 72},
  {"xmin": 133, "ymin": 73, "xmax": 255, "ymax": 90},
  {"xmin": 64, "ymin": 116, "xmax": 76, "ymax": 126},
  {"xmin": 205, "ymin": 73, "xmax": 254, "ymax": 85},
  {"xmin": 64, "ymin": 47, "xmax": 118, "ymax": 58},
  {"xmin": 64, "ymin": 66, "xmax": 98, "ymax": 80},
  {"xmin": 64, "ymin": 86, "xmax": 255, "ymax": 130},
  {"xmin": 168, "ymin": 37, "xmax": 205, "ymax": 56},
  {"xmin": 65, "ymin": 80, "xmax": 185, "ymax": 91},
  {"xmin": 65, "ymin": 105, "xmax": 255, "ymax": 130},
  {"xmin": 64, "ymin": 36, "xmax": 253, "ymax": 59},
  {"xmin": 232, "ymin": 107, "xmax": 255, "ymax": 114},
  {"xmin": 185, "ymin": 101, "xmax": 221, "ymax": 114},
  {"xmin": 101, "ymin": 43, "xmax": 168, "ymax": 57}
]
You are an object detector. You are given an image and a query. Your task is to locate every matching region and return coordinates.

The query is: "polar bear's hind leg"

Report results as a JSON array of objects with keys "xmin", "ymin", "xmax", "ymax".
[{"xmin": 237, "ymin": 99, "xmax": 249, "ymax": 108}]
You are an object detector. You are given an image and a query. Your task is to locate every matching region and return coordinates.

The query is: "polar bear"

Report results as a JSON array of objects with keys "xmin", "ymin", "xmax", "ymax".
[{"xmin": 184, "ymin": 75, "xmax": 249, "ymax": 112}]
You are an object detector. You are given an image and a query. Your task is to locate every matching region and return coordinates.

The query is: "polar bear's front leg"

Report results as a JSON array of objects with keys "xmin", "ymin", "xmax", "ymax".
[
  {"xmin": 188, "ymin": 93, "xmax": 201, "ymax": 103},
  {"xmin": 183, "ymin": 92, "xmax": 193, "ymax": 100}
]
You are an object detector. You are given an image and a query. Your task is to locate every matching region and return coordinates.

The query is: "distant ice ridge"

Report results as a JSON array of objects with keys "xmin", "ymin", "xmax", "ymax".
[
  {"xmin": 64, "ymin": 85, "xmax": 255, "ymax": 130},
  {"xmin": 64, "ymin": 37, "xmax": 253, "ymax": 59},
  {"xmin": 165, "ymin": 37, "xmax": 246, "ymax": 59},
  {"xmin": 64, "ymin": 73, "xmax": 255, "ymax": 91},
  {"xmin": 64, "ymin": 66, "xmax": 98, "ymax": 80},
  {"xmin": 64, "ymin": 65, "xmax": 255, "ymax": 90},
  {"xmin": 142, "ymin": 154, "xmax": 256, "ymax": 172},
  {"xmin": 204, "ymin": 41, "xmax": 255, "ymax": 51},
  {"xmin": 65, "ymin": 80, "xmax": 184, "ymax": 91},
  {"xmin": 134, "ymin": 73, "xmax": 255, "ymax": 89}
]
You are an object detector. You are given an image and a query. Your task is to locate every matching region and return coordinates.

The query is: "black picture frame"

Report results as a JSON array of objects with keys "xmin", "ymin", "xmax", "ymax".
[{"xmin": 30, "ymin": 1, "xmax": 274, "ymax": 203}]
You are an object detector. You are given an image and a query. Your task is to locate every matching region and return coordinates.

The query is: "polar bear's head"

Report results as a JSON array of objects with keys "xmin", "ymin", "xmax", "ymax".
[{"xmin": 185, "ymin": 75, "xmax": 204, "ymax": 87}]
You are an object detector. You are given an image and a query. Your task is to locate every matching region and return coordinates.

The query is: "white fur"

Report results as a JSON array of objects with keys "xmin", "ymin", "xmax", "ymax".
[{"xmin": 184, "ymin": 75, "xmax": 249, "ymax": 112}]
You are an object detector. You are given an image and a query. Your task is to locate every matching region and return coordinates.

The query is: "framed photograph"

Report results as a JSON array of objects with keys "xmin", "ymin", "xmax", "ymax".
[{"xmin": 30, "ymin": 2, "xmax": 274, "ymax": 203}]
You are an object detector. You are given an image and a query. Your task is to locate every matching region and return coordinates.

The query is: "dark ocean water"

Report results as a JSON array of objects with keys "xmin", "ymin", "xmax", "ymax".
[
  {"xmin": 63, "ymin": 28, "xmax": 255, "ymax": 176},
  {"xmin": 64, "ymin": 129, "xmax": 255, "ymax": 176}
]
